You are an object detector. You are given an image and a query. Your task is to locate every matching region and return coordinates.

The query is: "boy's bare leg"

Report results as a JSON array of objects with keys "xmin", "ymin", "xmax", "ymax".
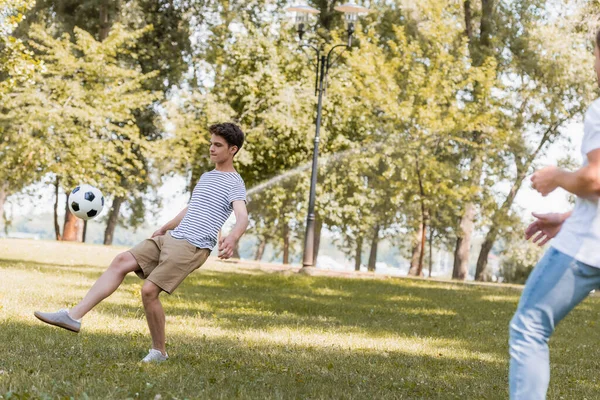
[
  {"xmin": 141, "ymin": 281, "xmax": 167, "ymax": 355},
  {"xmin": 69, "ymin": 252, "xmax": 140, "ymax": 320}
]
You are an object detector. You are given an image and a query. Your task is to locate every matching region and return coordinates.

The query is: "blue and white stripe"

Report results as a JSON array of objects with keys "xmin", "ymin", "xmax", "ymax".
[{"xmin": 171, "ymin": 170, "xmax": 246, "ymax": 250}]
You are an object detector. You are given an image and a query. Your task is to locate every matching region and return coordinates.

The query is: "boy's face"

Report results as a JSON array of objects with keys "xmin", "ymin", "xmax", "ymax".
[
  {"xmin": 594, "ymin": 45, "xmax": 600, "ymax": 85},
  {"xmin": 209, "ymin": 134, "xmax": 237, "ymax": 163}
]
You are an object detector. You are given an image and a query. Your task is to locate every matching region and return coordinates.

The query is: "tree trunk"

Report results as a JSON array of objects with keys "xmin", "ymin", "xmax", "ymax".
[
  {"xmin": 367, "ymin": 224, "xmax": 380, "ymax": 272},
  {"xmin": 354, "ymin": 237, "xmax": 363, "ymax": 271},
  {"xmin": 480, "ymin": 0, "xmax": 495, "ymax": 52},
  {"xmin": 409, "ymin": 161, "xmax": 428, "ymax": 277},
  {"xmin": 429, "ymin": 228, "xmax": 434, "ymax": 278},
  {"xmin": 0, "ymin": 182, "xmax": 8, "ymax": 231},
  {"xmin": 416, "ymin": 210, "xmax": 429, "ymax": 276},
  {"xmin": 313, "ymin": 215, "xmax": 323, "ymax": 265},
  {"xmin": 53, "ymin": 177, "xmax": 62, "ymax": 240},
  {"xmin": 282, "ymin": 222, "xmax": 290, "ymax": 264},
  {"xmin": 62, "ymin": 199, "xmax": 83, "ymax": 242},
  {"xmin": 411, "ymin": 223, "xmax": 427, "ymax": 277},
  {"xmin": 451, "ymin": 0, "xmax": 495, "ymax": 279},
  {"xmin": 408, "ymin": 222, "xmax": 425, "ymax": 276},
  {"xmin": 475, "ymin": 168, "xmax": 530, "ymax": 280},
  {"xmin": 452, "ymin": 201, "xmax": 476, "ymax": 280},
  {"xmin": 99, "ymin": 2, "xmax": 110, "ymax": 41},
  {"xmin": 475, "ymin": 237, "xmax": 494, "ymax": 281},
  {"xmin": 465, "ymin": 0, "xmax": 495, "ymax": 65},
  {"xmin": 452, "ymin": 154, "xmax": 481, "ymax": 281},
  {"xmin": 255, "ymin": 237, "xmax": 267, "ymax": 261},
  {"xmin": 103, "ymin": 196, "xmax": 124, "ymax": 245},
  {"xmin": 452, "ymin": 237, "xmax": 463, "ymax": 279},
  {"xmin": 464, "ymin": 0, "xmax": 473, "ymax": 40}
]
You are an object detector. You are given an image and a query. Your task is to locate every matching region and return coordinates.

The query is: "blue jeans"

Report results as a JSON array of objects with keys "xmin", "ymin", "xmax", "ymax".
[{"xmin": 509, "ymin": 247, "xmax": 600, "ymax": 399}]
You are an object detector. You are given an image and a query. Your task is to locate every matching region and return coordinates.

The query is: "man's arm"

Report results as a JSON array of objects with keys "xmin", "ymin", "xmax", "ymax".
[
  {"xmin": 218, "ymin": 200, "xmax": 249, "ymax": 259},
  {"xmin": 531, "ymin": 149, "xmax": 600, "ymax": 198},
  {"xmin": 152, "ymin": 206, "xmax": 188, "ymax": 237}
]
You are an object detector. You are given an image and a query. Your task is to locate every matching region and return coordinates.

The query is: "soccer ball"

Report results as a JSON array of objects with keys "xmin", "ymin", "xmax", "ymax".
[{"xmin": 68, "ymin": 184, "xmax": 104, "ymax": 220}]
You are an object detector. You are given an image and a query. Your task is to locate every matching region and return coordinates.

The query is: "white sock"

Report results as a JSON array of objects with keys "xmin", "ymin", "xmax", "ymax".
[{"xmin": 67, "ymin": 310, "xmax": 82, "ymax": 322}]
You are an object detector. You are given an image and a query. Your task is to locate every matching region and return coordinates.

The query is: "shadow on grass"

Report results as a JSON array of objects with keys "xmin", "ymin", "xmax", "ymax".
[
  {"xmin": 5, "ymin": 258, "xmax": 600, "ymax": 398},
  {"xmin": 94, "ymin": 269, "xmax": 518, "ymax": 360},
  {"xmin": 0, "ymin": 318, "xmax": 508, "ymax": 399},
  {"xmin": 3, "ymin": 257, "xmax": 516, "ymax": 357}
]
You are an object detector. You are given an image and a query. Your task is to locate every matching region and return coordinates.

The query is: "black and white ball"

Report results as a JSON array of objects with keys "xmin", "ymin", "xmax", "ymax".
[{"xmin": 68, "ymin": 184, "xmax": 104, "ymax": 220}]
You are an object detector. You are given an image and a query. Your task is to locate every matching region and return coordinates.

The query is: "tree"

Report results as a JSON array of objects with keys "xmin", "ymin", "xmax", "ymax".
[
  {"xmin": 1, "ymin": 24, "xmax": 159, "ymax": 241},
  {"xmin": 0, "ymin": 0, "xmax": 38, "ymax": 223},
  {"xmin": 497, "ymin": 220, "xmax": 544, "ymax": 283},
  {"xmin": 20, "ymin": 0, "xmax": 193, "ymax": 244},
  {"xmin": 162, "ymin": 89, "xmax": 235, "ymax": 194},
  {"xmin": 324, "ymin": 4, "xmax": 499, "ymax": 275},
  {"xmin": 473, "ymin": 1, "xmax": 597, "ymax": 280},
  {"xmin": 0, "ymin": 0, "xmax": 37, "ymax": 96}
]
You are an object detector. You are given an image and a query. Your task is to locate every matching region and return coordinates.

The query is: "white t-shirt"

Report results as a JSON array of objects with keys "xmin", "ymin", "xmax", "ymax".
[{"xmin": 551, "ymin": 98, "xmax": 600, "ymax": 267}]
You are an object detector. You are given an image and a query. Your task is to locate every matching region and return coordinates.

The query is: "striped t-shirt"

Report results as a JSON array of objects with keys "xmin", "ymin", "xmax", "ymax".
[{"xmin": 171, "ymin": 170, "xmax": 246, "ymax": 250}]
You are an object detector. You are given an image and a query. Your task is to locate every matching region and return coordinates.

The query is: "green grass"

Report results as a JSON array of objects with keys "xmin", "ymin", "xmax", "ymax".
[{"xmin": 1, "ymin": 239, "xmax": 600, "ymax": 399}]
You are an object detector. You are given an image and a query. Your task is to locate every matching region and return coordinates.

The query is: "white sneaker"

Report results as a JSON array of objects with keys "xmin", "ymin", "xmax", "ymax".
[
  {"xmin": 141, "ymin": 349, "xmax": 168, "ymax": 363},
  {"xmin": 34, "ymin": 309, "xmax": 81, "ymax": 333}
]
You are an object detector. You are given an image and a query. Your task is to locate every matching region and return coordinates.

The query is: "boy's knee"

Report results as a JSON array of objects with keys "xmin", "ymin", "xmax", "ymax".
[
  {"xmin": 109, "ymin": 252, "xmax": 136, "ymax": 274},
  {"xmin": 141, "ymin": 282, "xmax": 161, "ymax": 301}
]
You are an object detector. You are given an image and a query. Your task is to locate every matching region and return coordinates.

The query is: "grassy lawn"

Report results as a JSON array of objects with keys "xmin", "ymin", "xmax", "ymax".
[{"xmin": 1, "ymin": 239, "xmax": 600, "ymax": 399}]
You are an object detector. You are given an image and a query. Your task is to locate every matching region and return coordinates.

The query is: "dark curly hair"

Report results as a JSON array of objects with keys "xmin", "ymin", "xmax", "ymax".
[{"xmin": 209, "ymin": 123, "xmax": 245, "ymax": 155}]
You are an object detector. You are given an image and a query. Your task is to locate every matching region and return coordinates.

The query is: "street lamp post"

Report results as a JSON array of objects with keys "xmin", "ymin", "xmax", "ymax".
[{"xmin": 286, "ymin": 3, "xmax": 370, "ymax": 270}]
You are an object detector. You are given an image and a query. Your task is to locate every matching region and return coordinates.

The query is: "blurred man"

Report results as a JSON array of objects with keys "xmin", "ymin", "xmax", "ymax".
[{"xmin": 509, "ymin": 31, "xmax": 600, "ymax": 399}]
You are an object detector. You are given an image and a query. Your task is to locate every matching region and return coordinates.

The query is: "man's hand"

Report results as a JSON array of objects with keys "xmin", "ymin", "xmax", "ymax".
[
  {"xmin": 525, "ymin": 212, "xmax": 566, "ymax": 246},
  {"xmin": 151, "ymin": 228, "xmax": 166, "ymax": 238},
  {"xmin": 531, "ymin": 166, "xmax": 560, "ymax": 196},
  {"xmin": 218, "ymin": 235, "xmax": 237, "ymax": 259}
]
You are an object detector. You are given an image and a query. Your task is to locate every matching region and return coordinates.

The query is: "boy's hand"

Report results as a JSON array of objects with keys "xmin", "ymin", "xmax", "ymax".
[
  {"xmin": 218, "ymin": 235, "xmax": 237, "ymax": 259},
  {"xmin": 151, "ymin": 228, "xmax": 166, "ymax": 238}
]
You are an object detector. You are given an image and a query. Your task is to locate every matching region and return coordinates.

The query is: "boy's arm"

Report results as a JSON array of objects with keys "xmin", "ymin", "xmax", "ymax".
[
  {"xmin": 218, "ymin": 200, "xmax": 249, "ymax": 259},
  {"xmin": 152, "ymin": 206, "xmax": 188, "ymax": 238},
  {"xmin": 532, "ymin": 149, "xmax": 600, "ymax": 198}
]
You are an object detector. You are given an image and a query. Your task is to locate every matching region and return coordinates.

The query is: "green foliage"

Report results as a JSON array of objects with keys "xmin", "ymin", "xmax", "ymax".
[
  {"xmin": 319, "ymin": 2, "xmax": 501, "ymax": 259},
  {"xmin": 4, "ymin": 0, "xmax": 599, "ymax": 262},
  {"xmin": 0, "ymin": 23, "xmax": 160, "ymax": 197},
  {"xmin": 14, "ymin": 0, "xmax": 195, "ymax": 235},
  {"xmin": 170, "ymin": 0, "xmax": 598, "ymax": 265},
  {"xmin": 498, "ymin": 226, "xmax": 544, "ymax": 284},
  {"xmin": 161, "ymin": 89, "xmax": 234, "ymax": 190},
  {"xmin": 0, "ymin": 0, "xmax": 38, "ymax": 97},
  {"xmin": 21, "ymin": 0, "xmax": 192, "ymax": 88}
]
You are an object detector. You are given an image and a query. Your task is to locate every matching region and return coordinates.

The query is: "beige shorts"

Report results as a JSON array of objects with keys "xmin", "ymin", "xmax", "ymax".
[{"xmin": 129, "ymin": 231, "xmax": 210, "ymax": 294}]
